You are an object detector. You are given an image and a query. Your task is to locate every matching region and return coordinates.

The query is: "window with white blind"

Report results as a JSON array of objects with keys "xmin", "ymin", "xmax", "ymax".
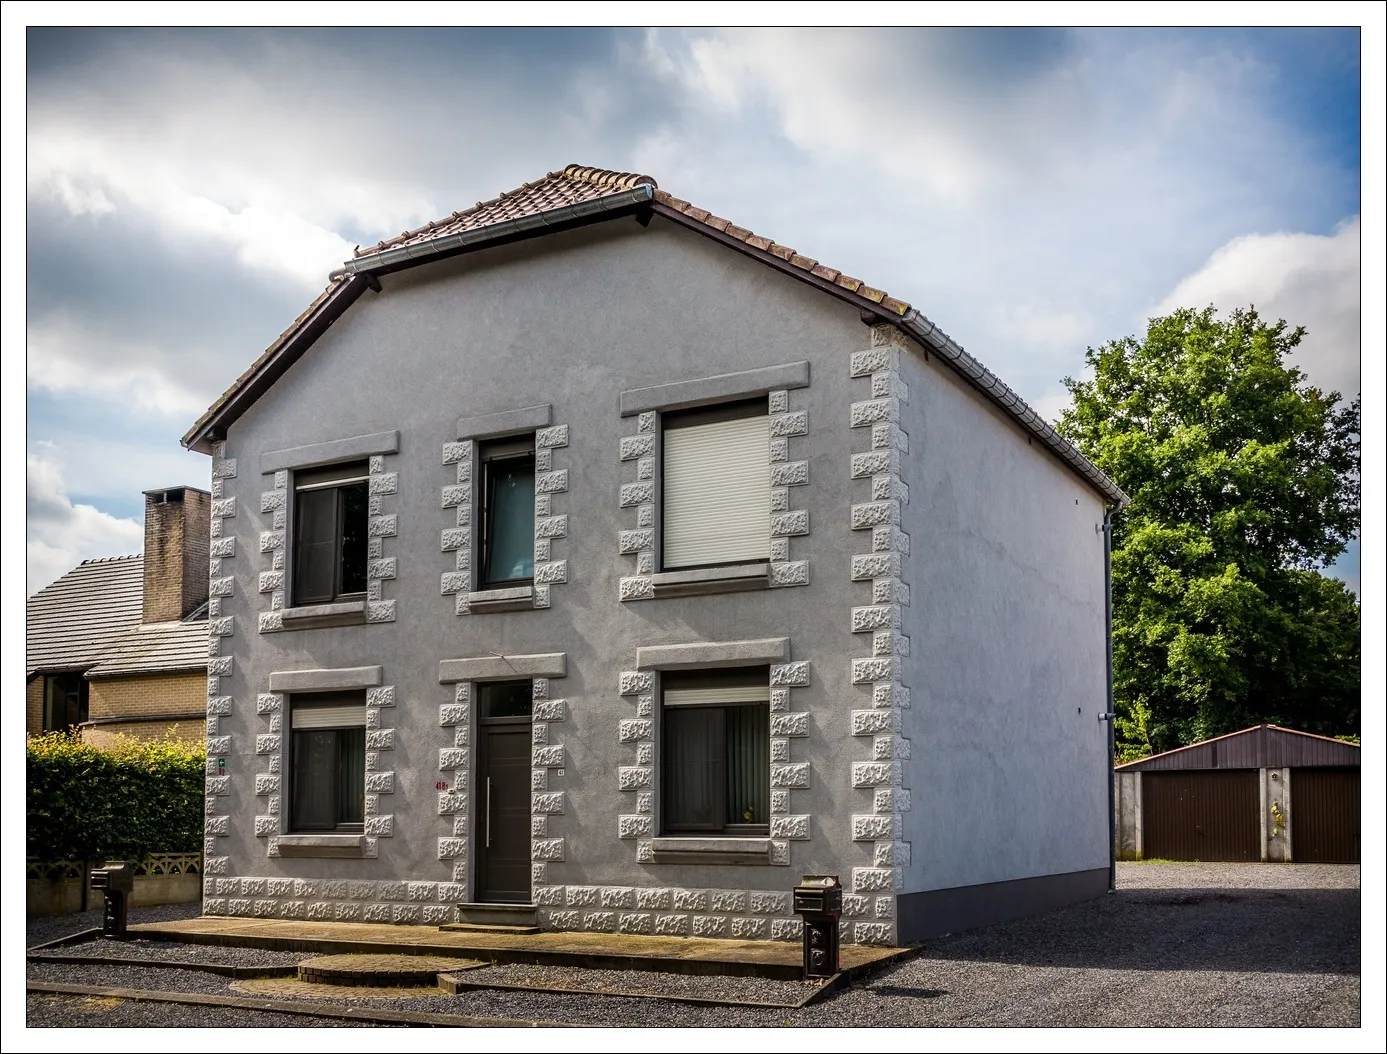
[
  {"xmin": 290, "ymin": 692, "xmax": 366, "ymax": 832},
  {"xmin": 662, "ymin": 668, "xmax": 770, "ymax": 834},
  {"xmin": 662, "ymin": 399, "xmax": 770, "ymax": 570}
]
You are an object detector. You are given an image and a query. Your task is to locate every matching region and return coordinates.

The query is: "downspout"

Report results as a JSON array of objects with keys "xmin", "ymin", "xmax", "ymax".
[{"xmin": 1103, "ymin": 506, "xmax": 1117, "ymax": 892}]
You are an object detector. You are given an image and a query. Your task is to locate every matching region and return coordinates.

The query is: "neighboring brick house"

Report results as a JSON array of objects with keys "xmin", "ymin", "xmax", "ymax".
[
  {"xmin": 26, "ymin": 486, "xmax": 210, "ymax": 746},
  {"xmin": 182, "ymin": 164, "xmax": 1128, "ymax": 945}
]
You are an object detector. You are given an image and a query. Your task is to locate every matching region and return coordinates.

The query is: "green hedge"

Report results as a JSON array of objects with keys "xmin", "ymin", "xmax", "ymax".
[{"xmin": 27, "ymin": 732, "xmax": 206, "ymax": 862}]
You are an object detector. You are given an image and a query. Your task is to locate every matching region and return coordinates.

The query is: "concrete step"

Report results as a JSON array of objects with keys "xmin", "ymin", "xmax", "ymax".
[
  {"xmin": 444, "ymin": 902, "xmax": 539, "ymax": 931},
  {"xmin": 438, "ymin": 921, "xmax": 542, "ymax": 935}
]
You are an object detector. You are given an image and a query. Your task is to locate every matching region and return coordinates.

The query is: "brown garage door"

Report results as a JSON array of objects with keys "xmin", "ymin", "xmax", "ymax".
[
  {"xmin": 1292, "ymin": 768, "xmax": 1360, "ymax": 863},
  {"xmin": 1143, "ymin": 770, "xmax": 1260, "ymax": 861}
]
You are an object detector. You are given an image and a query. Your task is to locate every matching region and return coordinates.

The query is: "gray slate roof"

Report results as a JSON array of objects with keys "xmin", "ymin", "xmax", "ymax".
[
  {"xmin": 86, "ymin": 611, "xmax": 210, "ymax": 679},
  {"xmin": 26, "ymin": 555, "xmax": 145, "ymax": 677},
  {"xmin": 26, "ymin": 554, "xmax": 208, "ymax": 679}
]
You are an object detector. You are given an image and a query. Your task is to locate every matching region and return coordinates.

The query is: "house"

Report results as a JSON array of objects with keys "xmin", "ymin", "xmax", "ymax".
[
  {"xmin": 26, "ymin": 486, "xmax": 210, "ymax": 747},
  {"xmin": 1114, "ymin": 725, "xmax": 1360, "ymax": 864},
  {"xmin": 181, "ymin": 164, "xmax": 1128, "ymax": 945}
]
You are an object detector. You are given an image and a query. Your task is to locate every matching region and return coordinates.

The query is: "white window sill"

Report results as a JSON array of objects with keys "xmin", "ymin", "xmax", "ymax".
[
  {"xmin": 277, "ymin": 833, "xmax": 365, "ymax": 858},
  {"xmin": 466, "ymin": 585, "xmax": 534, "ymax": 612},
  {"xmin": 279, "ymin": 600, "xmax": 367, "ymax": 629},
  {"xmin": 650, "ymin": 563, "xmax": 770, "ymax": 599},
  {"xmin": 648, "ymin": 836, "xmax": 773, "ymax": 865}
]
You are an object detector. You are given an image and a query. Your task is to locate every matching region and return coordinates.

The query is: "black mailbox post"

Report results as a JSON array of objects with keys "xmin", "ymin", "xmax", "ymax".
[
  {"xmin": 793, "ymin": 874, "xmax": 843, "ymax": 979},
  {"xmin": 90, "ymin": 861, "xmax": 135, "ymax": 938}
]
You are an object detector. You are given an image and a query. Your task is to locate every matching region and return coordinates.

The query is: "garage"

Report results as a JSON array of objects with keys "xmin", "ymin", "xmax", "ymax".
[
  {"xmin": 1292, "ymin": 768, "xmax": 1361, "ymax": 863},
  {"xmin": 1113, "ymin": 724, "xmax": 1360, "ymax": 864},
  {"xmin": 1142, "ymin": 770, "xmax": 1261, "ymax": 861}
]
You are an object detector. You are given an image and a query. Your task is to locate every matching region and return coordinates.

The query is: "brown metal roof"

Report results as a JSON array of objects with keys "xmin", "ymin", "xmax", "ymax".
[
  {"xmin": 181, "ymin": 164, "xmax": 1127, "ymax": 506},
  {"xmin": 26, "ymin": 555, "xmax": 145, "ymax": 677},
  {"xmin": 85, "ymin": 614, "xmax": 210, "ymax": 679},
  {"xmin": 1116, "ymin": 724, "xmax": 1360, "ymax": 771}
]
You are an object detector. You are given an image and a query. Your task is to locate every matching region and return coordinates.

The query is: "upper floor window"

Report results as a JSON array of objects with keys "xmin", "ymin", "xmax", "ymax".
[
  {"xmin": 479, "ymin": 436, "xmax": 535, "ymax": 587},
  {"xmin": 662, "ymin": 398, "xmax": 770, "ymax": 570},
  {"xmin": 293, "ymin": 461, "xmax": 368, "ymax": 606}
]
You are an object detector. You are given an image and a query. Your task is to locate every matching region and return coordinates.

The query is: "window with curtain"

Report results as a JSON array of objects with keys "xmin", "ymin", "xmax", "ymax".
[
  {"xmin": 290, "ymin": 692, "xmax": 366, "ymax": 831},
  {"xmin": 43, "ymin": 672, "xmax": 88, "ymax": 733},
  {"xmin": 292, "ymin": 460, "xmax": 369, "ymax": 605},
  {"xmin": 480, "ymin": 436, "xmax": 535, "ymax": 587},
  {"xmin": 661, "ymin": 667, "xmax": 769, "ymax": 834},
  {"xmin": 662, "ymin": 398, "xmax": 770, "ymax": 570}
]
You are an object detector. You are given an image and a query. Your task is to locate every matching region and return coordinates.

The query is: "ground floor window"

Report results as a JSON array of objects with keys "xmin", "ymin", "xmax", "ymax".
[
  {"xmin": 661, "ymin": 667, "xmax": 769, "ymax": 834},
  {"xmin": 43, "ymin": 672, "xmax": 88, "ymax": 733},
  {"xmin": 290, "ymin": 692, "xmax": 366, "ymax": 831}
]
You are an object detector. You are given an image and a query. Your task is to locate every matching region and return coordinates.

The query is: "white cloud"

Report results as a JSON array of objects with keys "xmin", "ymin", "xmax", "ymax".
[
  {"xmin": 26, "ymin": 449, "xmax": 144, "ymax": 595},
  {"xmin": 1153, "ymin": 217, "xmax": 1361, "ymax": 401},
  {"xmin": 27, "ymin": 313, "xmax": 211, "ymax": 418}
]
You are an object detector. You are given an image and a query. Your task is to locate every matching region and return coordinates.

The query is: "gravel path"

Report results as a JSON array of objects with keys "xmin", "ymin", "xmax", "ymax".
[
  {"xmin": 454, "ymin": 962, "xmax": 819, "ymax": 1004},
  {"xmin": 26, "ymin": 994, "xmax": 400, "ymax": 1028},
  {"xmin": 26, "ymin": 900, "xmax": 202, "ymax": 949},
  {"xmin": 26, "ymin": 863, "xmax": 1360, "ymax": 1028},
  {"xmin": 35, "ymin": 937, "xmax": 309, "ymax": 967}
]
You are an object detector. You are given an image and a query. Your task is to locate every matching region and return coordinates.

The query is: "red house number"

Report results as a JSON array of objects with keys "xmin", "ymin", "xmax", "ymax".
[{"xmin": 435, "ymin": 780, "xmax": 450, "ymax": 791}]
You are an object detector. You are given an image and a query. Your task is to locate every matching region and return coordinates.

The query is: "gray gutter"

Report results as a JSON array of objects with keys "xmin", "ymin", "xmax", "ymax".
[
  {"xmin": 902, "ymin": 309, "xmax": 1129, "ymax": 508},
  {"xmin": 330, "ymin": 184, "xmax": 656, "ymax": 279}
]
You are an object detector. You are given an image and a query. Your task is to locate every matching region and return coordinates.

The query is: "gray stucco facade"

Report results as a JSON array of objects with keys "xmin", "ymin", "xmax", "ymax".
[{"xmin": 196, "ymin": 213, "xmax": 1113, "ymax": 945}]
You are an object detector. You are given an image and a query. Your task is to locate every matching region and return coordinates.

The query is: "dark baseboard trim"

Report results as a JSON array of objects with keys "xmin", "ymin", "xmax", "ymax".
[
  {"xmin": 80, "ymin": 712, "xmax": 207, "ymax": 727},
  {"xmin": 897, "ymin": 867, "xmax": 1108, "ymax": 943}
]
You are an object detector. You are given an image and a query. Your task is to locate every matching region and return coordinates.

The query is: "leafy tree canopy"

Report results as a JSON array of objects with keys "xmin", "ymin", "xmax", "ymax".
[{"xmin": 1058, "ymin": 306, "xmax": 1359, "ymax": 760}]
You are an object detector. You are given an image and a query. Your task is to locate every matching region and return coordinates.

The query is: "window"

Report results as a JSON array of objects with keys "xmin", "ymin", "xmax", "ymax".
[
  {"xmin": 661, "ymin": 668, "xmax": 769, "ymax": 834},
  {"xmin": 293, "ymin": 461, "xmax": 369, "ymax": 606},
  {"xmin": 43, "ymin": 673, "xmax": 88, "ymax": 733},
  {"xmin": 290, "ymin": 692, "xmax": 366, "ymax": 831},
  {"xmin": 662, "ymin": 399, "xmax": 770, "ymax": 570},
  {"xmin": 479, "ymin": 437, "xmax": 535, "ymax": 587}
]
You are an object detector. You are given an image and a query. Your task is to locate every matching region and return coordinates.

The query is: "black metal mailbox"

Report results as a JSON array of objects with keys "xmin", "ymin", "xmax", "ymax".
[
  {"xmin": 90, "ymin": 861, "xmax": 135, "ymax": 938},
  {"xmin": 793, "ymin": 875, "xmax": 842, "ymax": 979}
]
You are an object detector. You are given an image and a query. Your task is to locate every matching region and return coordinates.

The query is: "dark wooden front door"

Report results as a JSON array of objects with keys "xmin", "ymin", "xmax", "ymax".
[
  {"xmin": 1142, "ymin": 770, "xmax": 1260, "ymax": 861},
  {"xmin": 476, "ymin": 720, "xmax": 532, "ymax": 903},
  {"xmin": 1292, "ymin": 768, "xmax": 1360, "ymax": 863}
]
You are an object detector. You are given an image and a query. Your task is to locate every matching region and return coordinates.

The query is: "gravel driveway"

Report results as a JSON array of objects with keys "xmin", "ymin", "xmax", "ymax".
[{"xmin": 27, "ymin": 862, "xmax": 1359, "ymax": 1028}]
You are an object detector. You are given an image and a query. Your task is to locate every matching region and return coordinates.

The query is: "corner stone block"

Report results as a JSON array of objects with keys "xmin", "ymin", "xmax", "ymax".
[
  {"xmin": 850, "ymin": 347, "xmax": 896, "ymax": 377},
  {"xmin": 769, "ymin": 410, "xmax": 808, "ymax": 437},
  {"xmin": 619, "ymin": 434, "xmax": 654, "ymax": 460},
  {"xmin": 619, "ymin": 672, "xmax": 654, "ymax": 696},
  {"xmin": 442, "ymin": 440, "xmax": 471, "ymax": 465},
  {"xmin": 770, "ymin": 712, "xmax": 809, "ymax": 737},
  {"xmin": 437, "ymin": 838, "xmax": 467, "ymax": 860},
  {"xmin": 618, "ymin": 815, "xmax": 652, "ymax": 838},
  {"xmin": 533, "ymin": 745, "xmax": 565, "ymax": 767},
  {"xmin": 851, "ymin": 709, "xmax": 896, "ymax": 736},
  {"xmin": 536, "ymin": 424, "xmax": 569, "ymax": 449},
  {"xmin": 770, "ymin": 814, "xmax": 811, "ymax": 840},
  {"xmin": 769, "ymin": 510, "xmax": 809, "ymax": 537},
  {"xmin": 851, "ymin": 657, "xmax": 897, "ymax": 683},
  {"xmin": 852, "ymin": 814, "xmax": 896, "ymax": 841},
  {"xmin": 852, "ymin": 867, "xmax": 898, "ymax": 894},
  {"xmin": 769, "ymin": 662, "xmax": 810, "ymax": 688},
  {"xmin": 619, "ymin": 576, "xmax": 654, "ymax": 601},
  {"xmin": 851, "ymin": 761, "xmax": 896, "ymax": 788},
  {"xmin": 770, "ymin": 763, "xmax": 810, "ymax": 788},
  {"xmin": 532, "ymin": 838, "xmax": 566, "ymax": 861},
  {"xmin": 366, "ymin": 686, "xmax": 395, "ymax": 708}
]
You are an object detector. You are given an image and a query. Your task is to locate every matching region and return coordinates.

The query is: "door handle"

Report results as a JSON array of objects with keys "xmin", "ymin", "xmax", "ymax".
[{"xmin": 486, "ymin": 777, "xmax": 493, "ymax": 849}]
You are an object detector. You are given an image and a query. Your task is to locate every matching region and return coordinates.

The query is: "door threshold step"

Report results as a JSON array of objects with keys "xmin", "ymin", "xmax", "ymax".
[{"xmin": 438, "ymin": 922, "xmax": 542, "ymax": 935}]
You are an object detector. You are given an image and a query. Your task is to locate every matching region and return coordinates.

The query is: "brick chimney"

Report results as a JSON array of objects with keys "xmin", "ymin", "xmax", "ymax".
[{"xmin": 142, "ymin": 486, "xmax": 212, "ymax": 623}]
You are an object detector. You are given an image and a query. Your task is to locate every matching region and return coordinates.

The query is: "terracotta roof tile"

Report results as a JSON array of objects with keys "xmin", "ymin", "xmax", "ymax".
[
  {"xmin": 185, "ymin": 162, "xmax": 1125, "ymax": 505},
  {"xmin": 355, "ymin": 164, "xmax": 657, "ymax": 259}
]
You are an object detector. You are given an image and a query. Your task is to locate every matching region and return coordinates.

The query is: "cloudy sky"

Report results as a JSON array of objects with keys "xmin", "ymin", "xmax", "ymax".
[{"xmin": 21, "ymin": 27, "xmax": 1365, "ymax": 593}]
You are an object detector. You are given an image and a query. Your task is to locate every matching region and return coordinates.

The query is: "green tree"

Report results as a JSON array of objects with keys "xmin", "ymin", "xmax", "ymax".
[{"xmin": 1058, "ymin": 306, "xmax": 1359, "ymax": 759}]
